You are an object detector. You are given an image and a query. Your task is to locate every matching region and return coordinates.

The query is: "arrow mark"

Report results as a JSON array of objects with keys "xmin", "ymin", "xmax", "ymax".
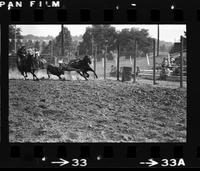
[{"xmin": 51, "ymin": 158, "xmax": 69, "ymax": 166}]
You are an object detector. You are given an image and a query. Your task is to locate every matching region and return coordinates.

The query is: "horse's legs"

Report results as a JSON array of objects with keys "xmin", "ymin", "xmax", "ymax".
[
  {"xmin": 21, "ymin": 71, "xmax": 29, "ymax": 80},
  {"xmin": 86, "ymin": 68, "xmax": 98, "ymax": 78},
  {"xmin": 58, "ymin": 75, "xmax": 62, "ymax": 80},
  {"xmin": 77, "ymin": 71, "xmax": 88, "ymax": 80},
  {"xmin": 82, "ymin": 72, "xmax": 89, "ymax": 78},
  {"xmin": 22, "ymin": 72, "xmax": 27, "ymax": 80},
  {"xmin": 25, "ymin": 72, "xmax": 28, "ymax": 77},
  {"xmin": 21, "ymin": 71, "xmax": 25, "ymax": 79},
  {"xmin": 47, "ymin": 70, "xmax": 50, "ymax": 79},
  {"xmin": 85, "ymin": 72, "xmax": 89, "ymax": 78},
  {"xmin": 31, "ymin": 71, "xmax": 39, "ymax": 81}
]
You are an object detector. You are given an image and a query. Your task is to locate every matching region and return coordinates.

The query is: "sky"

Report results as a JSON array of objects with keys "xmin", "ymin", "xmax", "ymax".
[{"xmin": 16, "ymin": 24, "xmax": 186, "ymax": 43}]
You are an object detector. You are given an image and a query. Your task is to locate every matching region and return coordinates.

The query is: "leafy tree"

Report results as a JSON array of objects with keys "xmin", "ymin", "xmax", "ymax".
[
  {"xmin": 41, "ymin": 41, "xmax": 47, "ymax": 53},
  {"xmin": 9, "ymin": 25, "xmax": 23, "ymax": 54},
  {"xmin": 118, "ymin": 28, "xmax": 153, "ymax": 58},
  {"xmin": 40, "ymin": 27, "xmax": 73, "ymax": 58},
  {"xmin": 53, "ymin": 27, "xmax": 72, "ymax": 56},
  {"xmin": 78, "ymin": 25, "xmax": 118, "ymax": 60},
  {"xmin": 34, "ymin": 40, "xmax": 40, "ymax": 51},
  {"xmin": 78, "ymin": 25, "xmax": 153, "ymax": 60},
  {"xmin": 41, "ymin": 40, "xmax": 53, "ymax": 55}
]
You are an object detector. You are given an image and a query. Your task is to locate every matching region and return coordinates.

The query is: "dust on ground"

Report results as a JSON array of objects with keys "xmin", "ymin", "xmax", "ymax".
[{"xmin": 9, "ymin": 79, "xmax": 187, "ymax": 143}]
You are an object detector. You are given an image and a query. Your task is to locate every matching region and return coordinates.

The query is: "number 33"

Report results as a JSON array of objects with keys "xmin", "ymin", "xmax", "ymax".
[{"xmin": 72, "ymin": 159, "xmax": 87, "ymax": 167}]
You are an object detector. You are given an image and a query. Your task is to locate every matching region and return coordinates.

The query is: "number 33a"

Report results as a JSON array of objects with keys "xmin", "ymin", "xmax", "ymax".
[{"xmin": 161, "ymin": 159, "xmax": 185, "ymax": 167}]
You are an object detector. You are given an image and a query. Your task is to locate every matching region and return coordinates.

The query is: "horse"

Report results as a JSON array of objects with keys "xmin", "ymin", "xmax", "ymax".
[
  {"xmin": 16, "ymin": 46, "xmax": 46, "ymax": 80},
  {"xmin": 61, "ymin": 55, "xmax": 98, "ymax": 80}
]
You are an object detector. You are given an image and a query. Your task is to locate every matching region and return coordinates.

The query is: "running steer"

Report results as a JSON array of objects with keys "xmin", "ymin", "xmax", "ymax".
[{"xmin": 47, "ymin": 64, "xmax": 64, "ymax": 80}]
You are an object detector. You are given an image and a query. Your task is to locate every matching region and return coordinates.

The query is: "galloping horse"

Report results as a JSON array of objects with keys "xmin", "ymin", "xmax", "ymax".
[
  {"xmin": 17, "ymin": 46, "xmax": 46, "ymax": 80},
  {"xmin": 61, "ymin": 55, "xmax": 98, "ymax": 80}
]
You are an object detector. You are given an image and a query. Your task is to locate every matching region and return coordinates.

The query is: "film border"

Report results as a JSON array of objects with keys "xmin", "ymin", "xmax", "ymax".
[{"xmin": 0, "ymin": 0, "xmax": 200, "ymax": 168}]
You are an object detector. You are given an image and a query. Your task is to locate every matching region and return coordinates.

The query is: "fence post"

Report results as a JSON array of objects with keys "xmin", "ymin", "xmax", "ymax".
[
  {"xmin": 117, "ymin": 44, "xmax": 120, "ymax": 81},
  {"xmin": 61, "ymin": 24, "xmax": 64, "ymax": 57},
  {"xmin": 94, "ymin": 46, "xmax": 97, "ymax": 79},
  {"xmin": 104, "ymin": 45, "xmax": 107, "ymax": 80},
  {"xmin": 153, "ymin": 39, "xmax": 156, "ymax": 85},
  {"xmin": 157, "ymin": 24, "xmax": 160, "ymax": 56},
  {"xmin": 14, "ymin": 25, "xmax": 17, "ymax": 54},
  {"xmin": 91, "ymin": 36, "xmax": 94, "ymax": 57},
  {"xmin": 180, "ymin": 36, "xmax": 183, "ymax": 88},
  {"xmin": 133, "ymin": 40, "xmax": 137, "ymax": 83},
  {"xmin": 51, "ymin": 40, "xmax": 53, "ymax": 57}
]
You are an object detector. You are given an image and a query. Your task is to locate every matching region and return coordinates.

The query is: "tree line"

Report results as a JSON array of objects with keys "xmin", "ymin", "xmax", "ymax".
[
  {"xmin": 78, "ymin": 25, "xmax": 154, "ymax": 61},
  {"xmin": 9, "ymin": 25, "xmax": 181, "ymax": 61}
]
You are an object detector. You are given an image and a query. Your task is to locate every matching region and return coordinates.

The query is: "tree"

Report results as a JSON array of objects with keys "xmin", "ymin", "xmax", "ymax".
[
  {"xmin": 78, "ymin": 25, "xmax": 118, "ymax": 60},
  {"xmin": 53, "ymin": 27, "xmax": 72, "ymax": 56},
  {"xmin": 118, "ymin": 28, "xmax": 153, "ymax": 58},
  {"xmin": 76, "ymin": 25, "xmax": 154, "ymax": 60},
  {"xmin": 41, "ymin": 40, "xmax": 53, "ymax": 55},
  {"xmin": 34, "ymin": 40, "xmax": 40, "ymax": 51},
  {"xmin": 41, "ymin": 41, "xmax": 47, "ymax": 53},
  {"xmin": 9, "ymin": 25, "xmax": 23, "ymax": 54},
  {"xmin": 40, "ymin": 27, "xmax": 73, "ymax": 58},
  {"xmin": 130, "ymin": 28, "xmax": 153, "ymax": 55}
]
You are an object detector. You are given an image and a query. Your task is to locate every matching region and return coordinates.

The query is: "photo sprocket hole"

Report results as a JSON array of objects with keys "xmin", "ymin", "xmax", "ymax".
[
  {"xmin": 10, "ymin": 146, "xmax": 21, "ymax": 158},
  {"xmin": 197, "ymin": 146, "xmax": 200, "ymax": 158},
  {"xmin": 33, "ymin": 146, "xmax": 44, "ymax": 158},
  {"xmin": 150, "ymin": 9, "xmax": 160, "ymax": 22},
  {"xmin": 127, "ymin": 9, "xmax": 137, "ymax": 22},
  {"xmin": 197, "ymin": 9, "xmax": 200, "ymax": 21},
  {"xmin": 173, "ymin": 146, "xmax": 184, "ymax": 158},
  {"xmin": 103, "ymin": 146, "xmax": 114, "ymax": 158},
  {"xmin": 150, "ymin": 146, "xmax": 160, "ymax": 158},
  {"xmin": 57, "ymin": 9, "xmax": 67, "ymax": 22},
  {"xmin": 34, "ymin": 9, "xmax": 44, "ymax": 22},
  {"xmin": 10, "ymin": 9, "xmax": 21, "ymax": 22},
  {"xmin": 104, "ymin": 9, "xmax": 114, "ymax": 21},
  {"xmin": 172, "ymin": 9, "xmax": 184, "ymax": 22},
  {"xmin": 126, "ymin": 146, "xmax": 136, "ymax": 158},
  {"xmin": 57, "ymin": 146, "xmax": 67, "ymax": 158},
  {"xmin": 80, "ymin": 9, "xmax": 91, "ymax": 22},
  {"xmin": 80, "ymin": 146, "xmax": 90, "ymax": 158}
]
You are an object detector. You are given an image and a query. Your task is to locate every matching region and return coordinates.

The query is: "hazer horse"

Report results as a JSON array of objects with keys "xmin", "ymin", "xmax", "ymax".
[
  {"xmin": 61, "ymin": 55, "xmax": 98, "ymax": 80},
  {"xmin": 16, "ymin": 46, "xmax": 46, "ymax": 80}
]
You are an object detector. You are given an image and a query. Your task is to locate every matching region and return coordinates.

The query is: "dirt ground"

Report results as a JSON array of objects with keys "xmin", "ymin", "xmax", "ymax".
[{"xmin": 9, "ymin": 79, "xmax": 187, "ymax": 143}]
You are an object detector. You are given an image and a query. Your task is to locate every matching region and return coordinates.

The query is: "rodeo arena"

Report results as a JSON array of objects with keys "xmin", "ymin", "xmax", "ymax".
[{"xmin": 9, "ymin": 25, "xmax": 187, "ymax": 143}]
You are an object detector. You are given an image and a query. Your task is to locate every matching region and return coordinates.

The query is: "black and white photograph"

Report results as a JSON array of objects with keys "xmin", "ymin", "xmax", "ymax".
[
  {"xmin": 0, "ymin": 24, "xmax": 1, "ymax": 141},
  {"xmin": 9, "ymin": 24, "xmax": 187, "ymax": 143}
]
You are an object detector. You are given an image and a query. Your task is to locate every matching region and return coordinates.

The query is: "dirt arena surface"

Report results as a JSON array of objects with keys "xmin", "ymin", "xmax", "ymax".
[{"xmin": 9, "ymin": 79, "xmax": 187, "ymax": 143}]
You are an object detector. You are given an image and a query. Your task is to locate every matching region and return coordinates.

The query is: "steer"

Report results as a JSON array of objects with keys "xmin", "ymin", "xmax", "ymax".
[{"xmin": 47, "ymin": 64, "xmax": 64, "ymax": 80}]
